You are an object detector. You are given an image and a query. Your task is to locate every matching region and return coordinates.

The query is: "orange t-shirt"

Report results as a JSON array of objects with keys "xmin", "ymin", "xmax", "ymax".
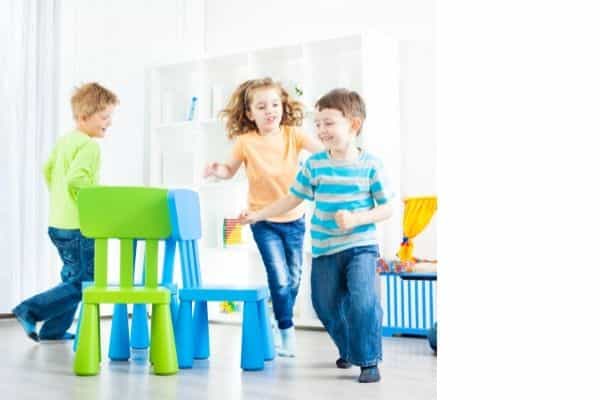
[{"xmin": 232, "ymin": 125, "xmax": 308, "ymax": 222}]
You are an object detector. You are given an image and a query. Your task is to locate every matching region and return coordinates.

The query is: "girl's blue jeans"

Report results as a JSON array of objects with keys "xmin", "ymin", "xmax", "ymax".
[
  {"xmin": 311, "ymin": 245, "xmax": 383, "ymax": 367},
  {"xmin": 250, "ymin": 217, "xmax": 305, "ymax": 330}
]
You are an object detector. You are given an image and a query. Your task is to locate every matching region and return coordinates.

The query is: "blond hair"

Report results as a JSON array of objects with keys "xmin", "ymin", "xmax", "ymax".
[
  {"xmin": 71, "ymin": 82, "xmax": 119, "ymax": 119},
  {"xmin": 315, "ymin": 88, "xmax": 366, "ymax": 135},
  {"xmin": 219, "ymin": 78, "xmax": 304, "ymax": 139}
]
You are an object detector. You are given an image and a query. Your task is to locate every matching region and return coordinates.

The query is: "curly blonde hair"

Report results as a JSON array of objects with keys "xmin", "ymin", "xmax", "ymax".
[
  {"xmin": 219, "ymin": 78, "xmax": 304, "ymax": 139},
  {"xmin": 71, "ymin": 82, "xmax": 119, "ymax": 119}
]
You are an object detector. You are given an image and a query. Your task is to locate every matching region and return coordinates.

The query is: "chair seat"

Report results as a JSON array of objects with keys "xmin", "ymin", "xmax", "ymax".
[
  {"xmin": 82, "ymin": 281, "xmax": 178, "ymax": 294},
  {"xmin": 179, "ymin": 286, "xmax": 269, "ymax": 302},
  {"xmin": 83, "ymin": 286, "xmax": 171, "ymax": 304}
]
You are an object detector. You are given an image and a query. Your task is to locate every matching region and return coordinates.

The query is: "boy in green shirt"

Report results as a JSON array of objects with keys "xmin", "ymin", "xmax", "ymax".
[{"xmin": 12, "ymin": 82, "xmax": 118, "ymax": 341}]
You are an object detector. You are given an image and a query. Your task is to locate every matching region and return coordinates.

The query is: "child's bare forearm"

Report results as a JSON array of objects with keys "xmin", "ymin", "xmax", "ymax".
[
  {"xmin": 254, "ymin": 195, "xmax": 303, "ymax": 222},
  {"xmin": 354, "ymin": 203, "xmax": 393, "ymax": 226},
  {"xmin": 205, "ymin": 157, "xmax": 242, "ymax": 180},
  {"xmin": 214, "ymin": 163, "xmax": 235, "ymax": 179}
]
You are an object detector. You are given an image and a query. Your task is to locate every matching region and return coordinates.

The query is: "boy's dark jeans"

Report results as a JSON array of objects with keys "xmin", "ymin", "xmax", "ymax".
[
  {"xmin": 311, "ymin": 245, "xmax": 383, "ymax": 367},
  {"xmin": 13, "ymin": 227, "xmax": 94, "ymax": 339}
]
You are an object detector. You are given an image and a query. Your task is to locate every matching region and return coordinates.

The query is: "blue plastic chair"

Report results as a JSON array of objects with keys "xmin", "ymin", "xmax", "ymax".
[{"xmin": 169, "ymin": 189, "xmax": 274, "ymax": 371}]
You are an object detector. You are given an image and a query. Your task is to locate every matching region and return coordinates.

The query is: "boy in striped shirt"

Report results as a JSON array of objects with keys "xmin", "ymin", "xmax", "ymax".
[{"xmin": 240, "ymin": 88, "xmax": 393, "ymax": 383}]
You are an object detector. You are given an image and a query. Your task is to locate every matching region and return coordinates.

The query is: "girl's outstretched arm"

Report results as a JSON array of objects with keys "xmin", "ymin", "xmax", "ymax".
[
  {"xmin": 203, "ymin": 155, "xmax": 242, "ymax": 180},
  {"xmin": 302, "ymin": 133, "xmax": 325, "ymax": 153},
  {"xmin": 240, "ymin": 195, "xmax": 303, "ymax": 224}
]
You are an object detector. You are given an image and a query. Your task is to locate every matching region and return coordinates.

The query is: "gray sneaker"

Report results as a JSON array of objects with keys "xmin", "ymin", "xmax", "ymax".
[{"xmin": 358, "ymin": 366, "xmax": 381, "ymax": 383}]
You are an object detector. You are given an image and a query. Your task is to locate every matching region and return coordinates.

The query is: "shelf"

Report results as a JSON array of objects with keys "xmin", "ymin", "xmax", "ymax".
[
  {"xmin": 197, "ymin": 179, "xmax": 247, "ymax": 190},
  {"xmin": 156, "ymin": 119, "xmax": 220, "ymax": 131}
]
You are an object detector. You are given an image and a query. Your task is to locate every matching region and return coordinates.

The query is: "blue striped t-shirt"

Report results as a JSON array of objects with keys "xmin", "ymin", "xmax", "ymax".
[{"xmin": 290, "ymin": 150, "xmax": 393, "ymax": 257}]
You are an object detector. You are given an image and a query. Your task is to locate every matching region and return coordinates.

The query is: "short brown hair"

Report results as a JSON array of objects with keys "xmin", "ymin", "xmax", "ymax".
[
  {"xmin": 315, "ymin": 88, "xmax": 366, "ymax": 135},
  {"xmin": 71, "ymin": 82, "xmax": 119, "ymax": 119},
  {"xmin": 219, "ymin": 77, "xmax": 304, "ymax": 139}
]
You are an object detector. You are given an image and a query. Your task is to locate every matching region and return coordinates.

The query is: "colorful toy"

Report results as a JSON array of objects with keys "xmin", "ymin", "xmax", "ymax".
[
  {"xmin": 396, "ymin": 196, "xmax": 438, "ymax": 268},
  {"xmin": 376, "ymin": 258, "xmax": 390, "ymax": 273},
  {"xmin": 219, "ymin": 301, "xmax": 240, "ymax": 314},
  {"xmin": 223, "ymin": 217, "xmax": 245, "ymax": 247},
  {"xmin": 376, "ymin": 196, "xmax": 438, "ymax": 275}
]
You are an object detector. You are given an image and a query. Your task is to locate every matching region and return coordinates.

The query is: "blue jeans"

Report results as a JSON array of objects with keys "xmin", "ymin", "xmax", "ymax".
[
  {"xmin": 12, "ymin": 227, "xmax": 94, "ymax": 339},
  {"xmin": 250, "ymin": 217, "xmax": 305, "ymax": 330},
  {"xmin": 311, "ymin": 245, "xmax": 382, "ymax": 367}
]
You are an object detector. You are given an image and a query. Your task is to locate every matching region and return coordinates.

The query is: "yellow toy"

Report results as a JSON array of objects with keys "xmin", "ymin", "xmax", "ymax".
[
  {"xmin": 219, "ymin": 301, "xmax": 239, "ymax": 314},
  {"xmin": 396, "ymin": 196, "xmax": 437, "ymax": 272}
]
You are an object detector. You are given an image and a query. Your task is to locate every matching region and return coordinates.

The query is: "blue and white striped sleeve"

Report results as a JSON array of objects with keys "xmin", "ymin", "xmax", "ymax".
[
  {"xmin": 290, "ymin": 161, "xmax": 315, "ymax": 201},
  {"xmin": 370, "ymin": 159, "xmax": 394, "ymax": 205}
]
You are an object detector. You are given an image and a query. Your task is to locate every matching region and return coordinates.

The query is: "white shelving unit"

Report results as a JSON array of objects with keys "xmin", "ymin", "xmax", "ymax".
[{"xmin": 145, "ymin": 32, "xmax": 402, "ymax": 328}]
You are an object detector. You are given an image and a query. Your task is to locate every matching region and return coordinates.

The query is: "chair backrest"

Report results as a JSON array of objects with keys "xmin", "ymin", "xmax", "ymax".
[
  {"xmin": 167, "ymin": 189, "xmax": 201, "ymax": 240},
  {"xmin": 167, "ymin": 189, "xmax": 202, "ymax": 288},
  {"xmin": 78, "ymin": 186, "xmax": 171, "ymax": 289}
]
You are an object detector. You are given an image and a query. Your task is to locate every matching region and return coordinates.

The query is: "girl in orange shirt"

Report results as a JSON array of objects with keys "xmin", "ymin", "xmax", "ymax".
[{"xmin": 204, "ymin": 78, "xmax": 323, "ymax": 357}]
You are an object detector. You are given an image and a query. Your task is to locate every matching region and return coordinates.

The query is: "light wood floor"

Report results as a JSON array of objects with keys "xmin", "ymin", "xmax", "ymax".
[{"xmin": 0, "ymin": 318, "xmax": 436, "ymax": 400}]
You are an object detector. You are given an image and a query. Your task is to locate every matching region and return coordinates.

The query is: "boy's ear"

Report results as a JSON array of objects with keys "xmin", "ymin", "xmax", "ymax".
[{"xmin": 350, "ymin": 117, "xmax": 362, "ymax": 134}]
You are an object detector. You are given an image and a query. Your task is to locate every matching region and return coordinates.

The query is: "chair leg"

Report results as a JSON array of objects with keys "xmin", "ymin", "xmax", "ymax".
[
  {"xmin": 109, "ymin": 304, "xmax": 130, "ymax": 361},
  {"xmin": 241, "ymin": 301, "xmax": 264, "ymax": 371},
  {"xmin": 193, "ymin": 300, "xmax": 209, "ymax": 359},
  {"xmin": 170, "ymin": 293, "xmax": 179, "ymax": 331},
  {"xmin": 258, "ymin": 299, "xmax": 275, "ymax": 361},
  {"xmin": 73, "ymin": 281, "xmax": 93, "ymax": 352},
  {"xmin": 74, "ymin": 303, "xmax": 100, "ymax": 376},
  {"xmin": 131, "ymin": 303, "xmax": 149, "ymax": 349},
  {"xmin": 150, "ymin": 304, "xmax": 178, "ymax": 375},
  {"xmin": 96, "ymin": 304, "xmax": 101, "ymax": 363},
  {"xmin": 175, "ymin": 300, "xmax": 193, "ymax": 368},
  {"xmin": 73, "ymin": 301, "xmax": 83, "ymax": 352}
]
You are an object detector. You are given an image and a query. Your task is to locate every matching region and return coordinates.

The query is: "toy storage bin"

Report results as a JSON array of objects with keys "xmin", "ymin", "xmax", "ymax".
[{"xmin": 380, "ymin": 272, "xmax": 437, "ymax": 337}]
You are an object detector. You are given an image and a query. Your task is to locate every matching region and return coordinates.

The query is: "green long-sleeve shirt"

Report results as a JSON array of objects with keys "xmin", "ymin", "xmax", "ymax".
[{"xmin": 44, "ymin": 130, "xmax": 101, "ymax": 229}]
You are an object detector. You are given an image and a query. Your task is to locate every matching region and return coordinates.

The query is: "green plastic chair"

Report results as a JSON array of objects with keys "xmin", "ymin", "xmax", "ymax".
[{"xmin": 73, "ymin": 186, "xmax": 178, "ymax": 376}]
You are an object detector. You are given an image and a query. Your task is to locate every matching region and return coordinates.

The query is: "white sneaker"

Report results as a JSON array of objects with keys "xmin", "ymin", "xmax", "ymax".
[
  {"xmin": 272, "ymin": 325, "xmax": 282, "ymax": 349},
  {"xmin": 277, "ymin": 326, "xmax": 296, "ymax": 357},
  {"xmin": 271, "ymin": 317, "xmax": 282, "ymax": 348}
]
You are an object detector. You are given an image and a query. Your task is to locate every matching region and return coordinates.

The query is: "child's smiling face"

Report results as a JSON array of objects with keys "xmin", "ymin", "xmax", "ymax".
[
  {"xmin": 77, "ymin": 105, "xmax": 115, "ymax": 138},
  {"xmin": 314, "ymin": 108, "xmax": 358, "ymax": 152},
  {"xmin": 246, "ymin": 87, "xmax": 283, "ymax": 134}
]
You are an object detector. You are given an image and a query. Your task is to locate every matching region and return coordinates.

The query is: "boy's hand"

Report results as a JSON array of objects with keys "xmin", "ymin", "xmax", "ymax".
[
  {"xmin": 203, "ymin": 162, "xmax": 219, "ymax": 178},
  {"xmin": 239, "ymin": 209, "xmax": 259, "ymax": 225},
  {"xmin": 335, "ymin": 210, "xmax": 358, "ymax": 231}
]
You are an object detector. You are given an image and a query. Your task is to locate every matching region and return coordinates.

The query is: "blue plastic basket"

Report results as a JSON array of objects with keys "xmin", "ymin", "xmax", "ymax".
[{"xmin": 380, "ymin": 272, "xmax": 437, "ymax": 337}]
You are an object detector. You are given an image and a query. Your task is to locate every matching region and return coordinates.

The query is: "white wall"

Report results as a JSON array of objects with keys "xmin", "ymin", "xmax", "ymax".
[
  {"xmin": 58, "ymin": 0, "xmax": 204, "ymax": 186},
  {"xmin": 57, "ymin": 0, "xmax": 436, "ymax": 260},
  {"xmin": 204, "ymin": 0, "xmax": 433, "ymax": 53},
  {"xmin": 399, "ymin": 40, "xmax": 437, "ymax": 257},
  {"xmin": 205, "ymin": 0, "xmax": 437, "ymax": 258}
]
